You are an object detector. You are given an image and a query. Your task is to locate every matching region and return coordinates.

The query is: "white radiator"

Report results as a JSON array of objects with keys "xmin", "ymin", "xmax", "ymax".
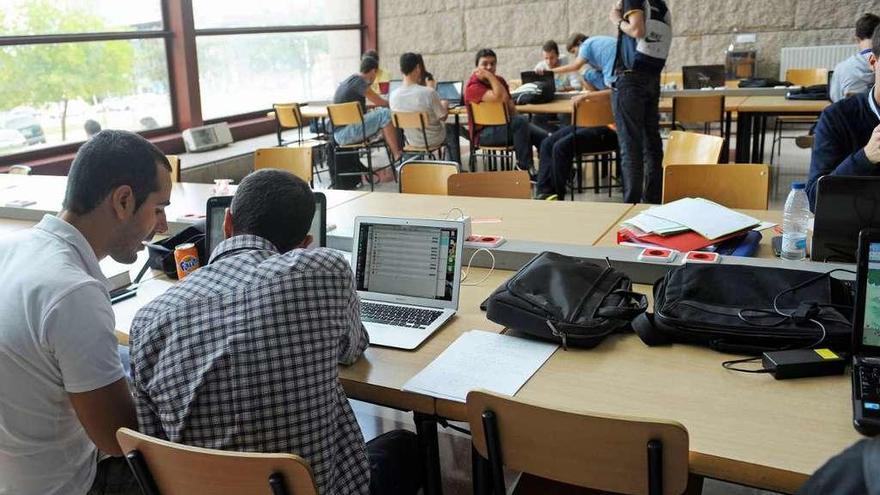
[{"xmin": 779, "ymin": 44, "xmax": 856, "ymax": 80}]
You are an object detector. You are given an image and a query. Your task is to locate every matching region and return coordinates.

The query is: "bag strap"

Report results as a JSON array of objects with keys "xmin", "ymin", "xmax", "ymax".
[
  {"xmin": 631, "ymin": 312, "xmax": 671, "ymax": 346},
  {"xmin": 595, "ymin": 290, "xmax": 649, "ymax": 320}
]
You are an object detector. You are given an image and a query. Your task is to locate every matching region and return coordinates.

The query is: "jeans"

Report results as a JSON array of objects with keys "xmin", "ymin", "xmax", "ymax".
[
  {"xmin": 334, "ymin": 108, "xmax": 392, "ymax": 145},
  {"xmin": 536, "ymin": 125, "xmax": 618, "ymax": 198},
  {"xmin": 612, "ymin": 71, "xmax": 663, "ymax": 204},
  {"xmin": 367, "ymin": 430, "xmax": 423, "ymax": 495},
  {"xmin": 478, "ymin": 115, "xmax": 548, "ymax": 170},
  {"xmin": 87, "ymin": 457, "xmax": 140, "ymax": 495}
]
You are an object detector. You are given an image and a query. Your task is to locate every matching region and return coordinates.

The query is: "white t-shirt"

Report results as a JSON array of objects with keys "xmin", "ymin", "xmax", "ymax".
[
  {"xmin": 389, "ymin": 83, "xmax": 447, "ymax": 149},
  {"xmin": 0, "ymin": 215, "xmax": 124, "ymax": 495},
  {"xmin": 534, "ymin": 55, "xmax": 582, "ymax": 89}
]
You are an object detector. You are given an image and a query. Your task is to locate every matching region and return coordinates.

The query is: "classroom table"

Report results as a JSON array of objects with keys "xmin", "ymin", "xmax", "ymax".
[{"xmin": 734, "ymin": 96, "xmax": 830, "ymax": 164}]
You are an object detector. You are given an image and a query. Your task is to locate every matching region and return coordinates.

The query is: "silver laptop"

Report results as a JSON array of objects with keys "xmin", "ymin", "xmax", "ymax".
[{"xmin": 353, "ymin": 216, "xmax": 464, "ymax": 350}]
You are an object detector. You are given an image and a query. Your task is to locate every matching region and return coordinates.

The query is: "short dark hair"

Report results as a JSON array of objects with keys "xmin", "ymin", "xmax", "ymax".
[
  {"xmin": 873, "ymin": 23, "xmax": 880, "ymax": 56},
  {"xmin": 363, "ymin": 49, "xmax": 379, "ymax": 61},
  {"xmin": 360, "ymin": 56, "xmax": 379, "ymax": 74},
  {"xmin": 83, "ymin": 119, "xmax": 101, "ymax": 137},
  {"xmin": 474, "ymin": 48, "xmax": 497, "ymax": 66},
  {"xmin": 400, "ymin": 52, "xmax": 421, "ymax": 75},
  {"xmin": 542, "ymin": 40, "xmax": 559, "ymax": 55},
  {"xmin": 857, "ymin": 13, "xmax": 880, "ymax": 41},
  {"xmin": 63, "ymin": 130, "xmax": 170, "ymax": 215},
  {"xmin": 566, "ymin": 33, "xmax": 588, "ymax": 53},
  {"xmin": 230, "ymin": 169, "xmax": 315, "ymax": 253}
]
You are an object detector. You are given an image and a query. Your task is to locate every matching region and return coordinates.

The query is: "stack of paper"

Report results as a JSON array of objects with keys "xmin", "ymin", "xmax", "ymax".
[
  {"xmin": 402, "ymin": 330, "xmax": 558, "ymax": 402},
  {"xmin": 621, "ymin": 213, "xmax": 689, "ymax": 236},
  {"xmin": 645, "ymin": 198, "xmax": 760, "ymax": 240}
]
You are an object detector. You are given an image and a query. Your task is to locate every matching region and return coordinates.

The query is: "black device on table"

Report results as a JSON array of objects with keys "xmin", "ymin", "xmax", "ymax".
[
  {"xmin": 682, "ymin": 64, "xmax": 726, "ymax": 89},
  {"xmin": 520, "ymin": 70, "xmax": 555, "ymax": 86},
  {"xmin": 813, "ymin": 176, "xmax": 880, "ymax": 263},
  {"xmin": 852, "ymin": 228, "xmax": 880, "ymax": 435}
]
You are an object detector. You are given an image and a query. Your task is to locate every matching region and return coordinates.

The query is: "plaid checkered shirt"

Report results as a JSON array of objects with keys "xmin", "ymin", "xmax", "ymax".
[{"xmin": 130, "ymin": 235, "xmax": 371, "ymax": 494}]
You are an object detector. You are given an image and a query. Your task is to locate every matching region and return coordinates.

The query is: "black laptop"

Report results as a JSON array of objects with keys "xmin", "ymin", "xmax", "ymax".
[
  {"xmin": 852, "ymin": 228, "xmax": 880, "ymax": 435},
  {"xmin": 205, "ymin": 192, "xmax": 327, "ymax": 259},
  {"xmin": 813, "ymin": 176, "xmax": 880, "ymax": 263},
  {"xmin": 682, "ymin": 65, "xmax": 726, "ymax": 89},
  {"xmin": 520, "ymin": 70, "xmax": 555, "ymax": 86}
]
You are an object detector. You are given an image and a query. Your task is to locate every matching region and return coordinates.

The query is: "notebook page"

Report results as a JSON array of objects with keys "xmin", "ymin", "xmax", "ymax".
[{"xmin": 645, "ymin": 198, "xmax": 760, "ymax": 239}]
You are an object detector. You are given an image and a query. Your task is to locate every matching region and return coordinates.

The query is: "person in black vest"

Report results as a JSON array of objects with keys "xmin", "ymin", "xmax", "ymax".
[
  {"xmin": 609, "ymin": 0, "xmax": 672, "ymax": 204},
  {"xmin": 806, "ymin": 25, "xmax": 880, "ymax": 212}
]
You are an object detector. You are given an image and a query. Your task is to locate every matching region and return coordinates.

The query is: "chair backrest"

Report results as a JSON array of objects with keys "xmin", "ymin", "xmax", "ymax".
[
  {"xmin": 392, "ymin": 111, "xmax": 429, "ymax": 130},
  {"xmin": 571, "ymin": 90, "xmax": 614, "ymax": 128},
  {"xmin": 469, "ymin": 101, "xmax": 509, "ymax": 127},
  {"xmin": 116, "ymin": 428, "xmax": 318, "ymax": 495},
  {"xmin": 466, "ymin": 391, "xmax": 690, "ymax": 495},
  {"xmin": 273, "ymin": 103, "xmax": 305, "ymax": 129},
  {"xmin": 253, "ymin": 147, "xmax": 313, "ymax": 184},
  {"xmin": 8, "ymin": 164, "xmax": 32, "ymax": 175},
  {"xmin": 399, "ymin": 160, "xmax": 459, "ymax": 195},
  {"xmin": 662, "ymin": 164, "xmax": 770, "ymax": 209},
  {"xmin": 786, "ymin": 68, "xmax": 829, "ymax": 87},
  {"xmin": 663, "ymin": 131, "xmax": 723, "ymax": 166},
  {"xmin": 165, "ymin": 155, "xmax": 180, "ymax": 183},
  {"xmin": 672, "ymin": 95, "xmax": 725, "ymax": 125},
  {"xmin": 447, "ymin": 170, "xmax": 531, "ymax": 199},
  {"xmin": 327, "ymin": 102, "xmax": 364, "ymax": 127}
]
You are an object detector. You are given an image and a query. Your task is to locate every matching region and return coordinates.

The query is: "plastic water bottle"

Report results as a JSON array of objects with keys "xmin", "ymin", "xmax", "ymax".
[{"xmin": 781, "ymin": 182, "xmax": 811, "ymax": 261}]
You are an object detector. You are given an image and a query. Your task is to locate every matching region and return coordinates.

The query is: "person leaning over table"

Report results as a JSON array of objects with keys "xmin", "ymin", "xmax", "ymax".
[
  {"xmin": 0, "ymin": 130, "xmax": 172, "ymax": 495},
  {"xmin": 464, "ymin": 48, "xmax": 549, "ymax": 177},
  {"xmin": 129, "ymin": 169, "xmax": 423, "ymax": 495},
  {"xmin": 805, "ymin": 24, "xmax": 880, "ymax": 212}
]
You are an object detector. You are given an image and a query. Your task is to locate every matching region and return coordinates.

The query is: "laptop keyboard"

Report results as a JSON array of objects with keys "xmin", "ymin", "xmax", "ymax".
[{"xmin": 361, "ymin": 302, "xmax": 443, "ymax": 329}]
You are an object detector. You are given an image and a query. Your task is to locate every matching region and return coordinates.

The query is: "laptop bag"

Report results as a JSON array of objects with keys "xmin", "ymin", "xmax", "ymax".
[
  {"xmin": 632, "ymin": 264, "xmax": 854, "ymax": 354},
  {"xmin": 485, "ymin": 252, "xmax": 647, "ymax": 349}
]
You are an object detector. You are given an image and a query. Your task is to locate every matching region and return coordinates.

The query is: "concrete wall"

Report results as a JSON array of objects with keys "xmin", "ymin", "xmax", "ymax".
[{"xmin": 377, "ymin": 0, "xmax": 880, "ymax": 83}]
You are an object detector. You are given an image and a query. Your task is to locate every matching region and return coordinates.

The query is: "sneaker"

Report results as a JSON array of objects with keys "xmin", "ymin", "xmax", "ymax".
[
  {"xmin": 795, "ymin": 135, "xmax": 814, "ymax": 149},
  {"xmin": 534, "ymin": 192, "xmax": 558, "ymax": 201}
]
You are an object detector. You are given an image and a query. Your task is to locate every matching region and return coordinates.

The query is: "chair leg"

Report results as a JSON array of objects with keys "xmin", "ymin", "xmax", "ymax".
[
  {"xmin": 471, "ymin": 445, "xmax": 491, "ymax": 495},
  {"xmin": 683, "ymin": 473, "xmax": 705, "ymax": 495},
  {"xmin": 331, "ymin": 147, "xmax": 339, "ymax": 190},
  {"xmin": 592, "ymin": 156, "xmax": 599, "ymax": 194},
  {"xmin": 365, "ymin": 150, "xmax": 375, "ymax": 192}
]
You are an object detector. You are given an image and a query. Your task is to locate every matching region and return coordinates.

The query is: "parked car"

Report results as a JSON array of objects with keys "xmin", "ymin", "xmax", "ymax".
[
  {"xmin": 0, "ymin": 114, "xmax": 46, "ymax": 145},
  {"xmin": 0, "ymin": 129, "xmax": 27, "ymax": 153}
]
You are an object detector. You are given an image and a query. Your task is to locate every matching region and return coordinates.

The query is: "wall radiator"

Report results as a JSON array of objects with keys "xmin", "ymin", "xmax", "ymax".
[{"xmin": 779, "ymin": 44, "xmax": 856, "ymax": 80}]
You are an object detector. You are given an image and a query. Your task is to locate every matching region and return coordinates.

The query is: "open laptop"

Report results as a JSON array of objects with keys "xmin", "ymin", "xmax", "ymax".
[
  {"xmin": 436, "ymin": 81, "xmax": 464, "ymax": 107},
  {"xmin": 852, "ymin": 228, "xmax": 880, "ymax": 435},
  {"xmin": 682, "ymin": 65, "xmax": 726, "ymax": 89},
  {"xmin": 353, "ymin": 216, "xmax": 464, "ymax": 350},
  {"xmin": 205, "ymin": 192, "xmax": 327, "ymax": 259},
  {"xmin": 813, "ymin": 176, "xmax": 880, "ymax": 263},
  {"xmin": 520, "ymin": 70, "xmax": 554, "ymax": 86}
]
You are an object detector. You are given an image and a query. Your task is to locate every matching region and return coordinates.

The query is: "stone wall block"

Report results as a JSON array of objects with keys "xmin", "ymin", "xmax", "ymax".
[
  {"xmin": 379, "ymin": 12, "xmax": 465, "ymax": 55},
  {"xmin": 465, "ymin": 2, "xmax": 568, "ymax": 50}
]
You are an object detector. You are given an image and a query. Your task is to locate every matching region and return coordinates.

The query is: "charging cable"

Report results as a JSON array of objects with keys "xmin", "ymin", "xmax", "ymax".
[
  {"xmin": 445, "ymin": 207, "xmax": 465, "ymax": 221},
  {"xmin": 461, "ymin": 248, "xmax": 496, "ymax": 286}
]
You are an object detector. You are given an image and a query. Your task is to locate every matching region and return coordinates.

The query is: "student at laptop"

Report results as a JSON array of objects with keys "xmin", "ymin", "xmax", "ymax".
[
  {"xmin": 0, "ymin": 130, "xmax": 172, "ymax": 495},
  {"xmin": 542, "ymin": 35, "xmax": 617, "ymax": 92},
  {"xmin": 806, "ymin": 26, "xmax": 880, "ymax": 211},
  {"xmin": 830, "ymin": 13, "xmax": 880, "ymax": 102},
  {"xmin": 464, "ymin": 48, "xmax": 549, "ymax": 176},
  {"xmin": 534, "ymin": 40, "xmax": 580, "ymax": 90},
  {"xmin": 390, "ymin": 52, "xmax": 461, "ymax": 163},
  {"xmin": 333, "ymin": 56, "xmax": 403, "ymax": 177},
  {"xmin": 129, "ymin": 169, "xmax": 422, "ymax": 495}
]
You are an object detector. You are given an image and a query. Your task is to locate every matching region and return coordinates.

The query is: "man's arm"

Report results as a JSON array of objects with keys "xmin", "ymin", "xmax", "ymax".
[
  {"xmin": 549, "ymin": 57, "xmax": 587, "ymax": 74},
  {"xmin": 69, "ymin": 379, "xmax": 137, "ymax": 456},
  {"xmin": 337, "ymin": 261, "xmax": 369, "ymax": 365},
  {"xmin": 364, "ymin": 87, "xmax": 389, "ymax": 107},
  {"xmin": 806, "ymin": 113, "xmax": 880, "ymax": 210},
  {"xmin": 611, "ymin": 1, "xmax": 646, "ymax": 39},
  {"xmin": 475, "ymin": 69, "xmax": 509, "ymax": 104}
]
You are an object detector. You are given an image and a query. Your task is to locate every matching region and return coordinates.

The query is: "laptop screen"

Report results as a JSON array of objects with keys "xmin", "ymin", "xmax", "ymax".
[
  {"xmin": 862, "ymin": 242, "xmax": 880, "ymax": 348},
  {"xmin": 682, "ymin": 65, "xmax": 726, "ymax": 89},
  {"xmin": 355, "ymin": 222, "xmax": 459, "ymax": 301},
  {"xmin": 813, "ymin": 176, "xmax": 880, "ymax": 263},
  {"xmin": 436, "ymin": 81, "xmax": 463, "ymax": 103},
  {"xmin": 205, "ymin": 192, "xmax": 326, "ymax": 259}
]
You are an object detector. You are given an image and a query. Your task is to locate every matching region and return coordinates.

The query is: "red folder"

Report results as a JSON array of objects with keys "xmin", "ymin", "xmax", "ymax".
[{"xmin": 617, "ymin": 227, "xmax": 747, "ymax": 252}]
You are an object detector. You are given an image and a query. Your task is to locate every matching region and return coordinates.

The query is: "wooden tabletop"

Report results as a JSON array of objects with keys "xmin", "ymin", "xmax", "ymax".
[
  {"xmin": 736, "ymin": 96, "xmax": 830, "ymax": 114},
  {"xmin": 658, "ymin": 96, "xmax": 749, "ymax": 113},
  {"xmin": 595, "ymin": 203, "xmax": 783, "ymax": 260},
  {"xmin": 327, "ymin": 192, "xmax": 636, "ymax": 246}
]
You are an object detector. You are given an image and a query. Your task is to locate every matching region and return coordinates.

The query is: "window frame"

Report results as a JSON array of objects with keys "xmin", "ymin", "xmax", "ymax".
[{"xmin": 0, "ymin": 0, "xmax": 377, "ymax": 169}]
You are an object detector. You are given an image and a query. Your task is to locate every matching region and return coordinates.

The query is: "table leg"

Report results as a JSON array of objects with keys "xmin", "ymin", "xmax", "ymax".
[
  {"xmin": 751, "ymin": 114, "xmax": 765, "ymax": 163},
  {"xmin": 414, "ymin": 412, "xmax": 443, "ymax": 495},
  {"xmin": 721, "ymin": 110, "xmax": 732, "ymax": 163},
  {"xmin": 735, "ymin": 112, "xmax": 752, "ymax": 163}
]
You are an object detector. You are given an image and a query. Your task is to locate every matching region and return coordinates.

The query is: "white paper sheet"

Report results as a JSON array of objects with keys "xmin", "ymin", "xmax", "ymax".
[
  {"xmin": 402, "ymin": 330, "xmax": 558, "ymax": 402},
  {"xmin": 644, "ymin": 198, "xmax": 760, "ymax": 239},
  {"xmin": 622, "ymin": 212, "xmax": 688, "ymax": 235},
  {"xmin": 113, "ymin": 278, "xmax": 174, "ymax": 332}
]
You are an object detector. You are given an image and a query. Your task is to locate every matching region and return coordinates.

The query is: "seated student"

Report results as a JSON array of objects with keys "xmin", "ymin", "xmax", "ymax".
[
  {"xmin": 332, "ymin": 56, "xmax": 403, "ymax": 167},
  {"xmin": 363, "ymin": 49, "xmax": 392, "ymax": 95},
  {"xmin": 0, "ymin": 130, "xmax": 172, "ymax": 495},
  {"xmin": 543, "ymin": 35, "xmax": 617, "ymax": 91},
  {"xmin": 130, "ymin": 169, "xmax": 422, "ymax": 495},
  {"xmin": 464, "ymin": 48, "xmax": 549, "ymax": 175},
  {"xmin": 390, "ymin": 52, "xmax": 461, "ymax": 164},
  {"xmin": 534, "ymin": 40, "xmax": 581, "ymax": 91},
  {"xmin": 831, "ymin": 13, "xmax": 880, "ymax": 102},
  {"xmin": 806, "ymin": 26, "xmax": 880, "ymax": 211},
  {"xmin": 797, "ymin": 437, "xmax": 880, "ymax": 494}
]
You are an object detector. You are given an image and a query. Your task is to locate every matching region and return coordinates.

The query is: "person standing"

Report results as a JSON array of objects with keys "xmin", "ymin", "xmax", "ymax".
[
  {"xmin": 830, "ymin": 13, "xmax": 880, "ymax": 102},
  {"xmin": 609, "ymin": 0, "xmax": 672, "ymax": 204}
]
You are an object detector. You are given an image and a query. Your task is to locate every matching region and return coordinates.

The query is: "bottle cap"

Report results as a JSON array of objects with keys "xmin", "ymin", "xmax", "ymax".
[{"xmin": 791, "ymin": 182, "xmax": 806, "ymax": 190}]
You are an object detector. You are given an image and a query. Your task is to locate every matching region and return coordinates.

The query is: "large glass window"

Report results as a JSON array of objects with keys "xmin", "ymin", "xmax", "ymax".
[
  {"xmin": 197, "ymin": 31, "xmax": 361, "ymax": 120},
  {"xmin": 192, "ymin": 0, "xmax": 360, "ymax": 29},
  {"xmin": 0, "ymin": 0, "xmax": 170, "ymax": 158}
]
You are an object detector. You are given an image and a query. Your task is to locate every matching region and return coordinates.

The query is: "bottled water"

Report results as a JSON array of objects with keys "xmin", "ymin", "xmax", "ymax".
[{"xmin": 781, "ymin": 182, "xmax": 811, "ymax": 261}]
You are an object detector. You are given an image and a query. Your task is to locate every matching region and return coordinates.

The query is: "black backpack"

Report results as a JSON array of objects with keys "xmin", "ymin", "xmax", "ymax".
[
  {"xmin": 511, "ymin": 80, "xmax": 555, "ymax": 105},
  {"xmin": 633, "ymin": 264, "xmax": 854, "ymax": 354},
  {"xmin": 786, "ymin": 84, "xmax": 830, "ymax": 101},
  {"xmin": 485, "ymin": 252, "xmax": 648, "ymax": 349}
]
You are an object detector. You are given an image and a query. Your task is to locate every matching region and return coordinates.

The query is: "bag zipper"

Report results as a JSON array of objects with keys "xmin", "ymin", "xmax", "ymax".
[{"xmin": 546, "ymin": 320, "xmax": 568, "ymax": 350}]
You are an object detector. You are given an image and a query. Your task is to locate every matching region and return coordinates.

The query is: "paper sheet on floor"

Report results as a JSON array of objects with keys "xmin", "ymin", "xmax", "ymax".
[{"xmin": 402, "ymin": 330, "xmax": 558, "ymax": 403}]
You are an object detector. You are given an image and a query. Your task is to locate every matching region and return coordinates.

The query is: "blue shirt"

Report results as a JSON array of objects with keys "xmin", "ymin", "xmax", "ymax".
[
  {"xmin": 807, "ymin": 87, "xmax": 880, "ymax": 211},
  {"xmin": 578, "ymin": 36, "xmax": 617, "ymax": 89}
]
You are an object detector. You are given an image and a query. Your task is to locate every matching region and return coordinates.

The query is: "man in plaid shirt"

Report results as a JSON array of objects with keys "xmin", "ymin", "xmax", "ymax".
[{"xmin": 130, "ymin": 169, "xmax": 421, "ymax": 494}]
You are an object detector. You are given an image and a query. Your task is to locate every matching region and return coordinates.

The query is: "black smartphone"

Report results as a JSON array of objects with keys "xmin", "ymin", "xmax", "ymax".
[{"xmin": 772, "ymin": 235, "xmax": 782, "ymax": 257}]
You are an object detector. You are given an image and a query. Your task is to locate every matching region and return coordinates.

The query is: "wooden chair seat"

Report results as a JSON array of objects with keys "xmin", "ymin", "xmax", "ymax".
[
  {"xmin": 337, "ymin": 138, "xmax": 384, "ymax": 149},
  {"xmin": 479, "ymin": 145, "xmax": 515, "ymax": 152},
  {"xmin": 404, "ymin": 142, "xmax": 444, "ymax": 153}
]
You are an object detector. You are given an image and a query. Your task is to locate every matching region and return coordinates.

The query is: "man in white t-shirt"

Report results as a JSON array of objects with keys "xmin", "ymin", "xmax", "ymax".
[
  {"xmin": 389, "ymin": 52, "xmax": 461, "ymax": 164},
  {"xmin": 0, "ymin": 130, "xmax": 172, "ymax": 495}
]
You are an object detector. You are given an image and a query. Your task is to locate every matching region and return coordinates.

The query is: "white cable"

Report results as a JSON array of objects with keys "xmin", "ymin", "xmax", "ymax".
[
  {"xmin": 444, "ymin": 207, "xmax": 465, "ymax": 221},
  {"xmin": 461, "ymin": 248, "xmax": 496, "ymax": 286}
]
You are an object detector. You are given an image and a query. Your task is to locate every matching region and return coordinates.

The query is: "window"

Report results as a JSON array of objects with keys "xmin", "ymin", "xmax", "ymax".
[
  {"xmin": 192, "ymin": 0, "xmax": 360, "ymax": 29},
  {"xmin": 0, "ymin": 0, "xmax": 170, "ymax": 158}
]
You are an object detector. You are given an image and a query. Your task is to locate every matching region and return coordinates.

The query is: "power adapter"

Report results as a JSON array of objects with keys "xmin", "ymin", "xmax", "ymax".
[{"xmin": 761, "ymin": 348, "xmax": 847, "ymax": 380}]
